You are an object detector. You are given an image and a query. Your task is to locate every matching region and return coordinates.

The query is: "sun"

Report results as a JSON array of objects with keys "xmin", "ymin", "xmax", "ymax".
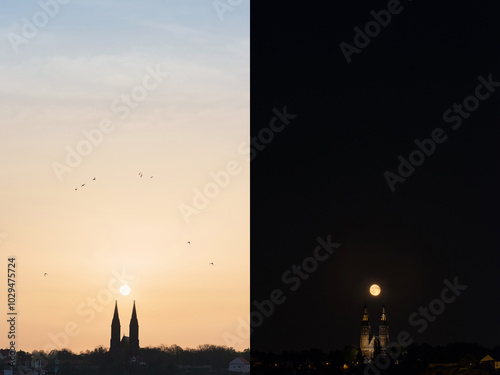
[
  {"xmin": 369, "ymin": 284, "xmax": 381, "ymax": 296},
  {"xmin": 120, "ymin": 284, "xmax": 131, "ymax": 296}
]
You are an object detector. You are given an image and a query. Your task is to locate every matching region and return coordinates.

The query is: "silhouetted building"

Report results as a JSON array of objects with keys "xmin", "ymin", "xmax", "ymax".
[
  {"xmin": 229, "ymin": 357, "xmax": 250, "ymax": 372},
  {"xmin": 360, "ymin": 304, "xmax": 389, "ymax": 359},
  {"xmin": 110, "ymin": 301, "xmax": 122, "ymax": 360},
  {"xmin": 109, "ymin": 300, "xmax": 140, "ymax": 361}
]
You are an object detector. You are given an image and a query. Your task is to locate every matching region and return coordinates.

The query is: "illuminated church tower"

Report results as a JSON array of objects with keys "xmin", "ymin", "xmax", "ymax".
[
  {"xmin": 360, "ymin": 304, "xmax": 389, "ymax": 359},
  {"xmin": 360, "ymin": 304, "xmax": 371, "ymax": 357},
  {"xmin": 378, "ymin": 304, "xmax": 389, "ymax": 355}
]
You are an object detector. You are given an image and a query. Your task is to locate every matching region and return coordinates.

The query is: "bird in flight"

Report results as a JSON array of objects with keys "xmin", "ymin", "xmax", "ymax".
[
  {"xmin": 44, "ymin": 273, "xmax": 48, "ymax": 277},
  {"xmin": 187, "ymin": 241, "xmax": 190, "ymax": 245},
  {"xmin": 150, "ymin": 176, "xmax": 153, "ymax": 178},
  {"xmin": 81, "ymin": 184, "xmax": 85, "ymax": 187},
  {"xmin": 93, "ymin": 177, "xmax": 96, "ymax": 181},
  {"xmin": 75, "ymin": 188, "xmax": 77, "ymax": 191},
  {"xmin": 209, "ymin": 263, "xmax": 214, "ymax": 266}
]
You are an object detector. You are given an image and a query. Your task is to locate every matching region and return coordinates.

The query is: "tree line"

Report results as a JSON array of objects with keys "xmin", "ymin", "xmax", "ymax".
[
  {"xmin": 251, "ymin": 342, "xmax": 500, "ymax": 375},
  {"xmin": 0, "ymin": 344, "xmax": 249, "ymax": 375}
]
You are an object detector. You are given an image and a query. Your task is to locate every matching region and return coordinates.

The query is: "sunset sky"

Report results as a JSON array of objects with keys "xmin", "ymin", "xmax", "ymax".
[{"xmin": 0, "ymin": 0, "xmax": 249, "ymax": 353}]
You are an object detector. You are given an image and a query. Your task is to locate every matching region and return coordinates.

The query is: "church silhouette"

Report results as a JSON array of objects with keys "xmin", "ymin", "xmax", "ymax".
[{"xmin": 110, "ymin": 300, "xmax": 140, "ymax": 360}]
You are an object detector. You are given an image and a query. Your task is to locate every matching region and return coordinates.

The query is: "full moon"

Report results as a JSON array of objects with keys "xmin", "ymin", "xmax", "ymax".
[
  {"xmin": 369, "ymin": 284, "xmax": 381, "ymax": 296},
  {"xmin": 120, "ymin": 285, "xmax": 131, "ymax": 296}
]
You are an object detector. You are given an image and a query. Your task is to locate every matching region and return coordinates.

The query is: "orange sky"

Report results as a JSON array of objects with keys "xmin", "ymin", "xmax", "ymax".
[{"xmin": 0, "ymin": 1, "xmax": 249, "ymax": 353}]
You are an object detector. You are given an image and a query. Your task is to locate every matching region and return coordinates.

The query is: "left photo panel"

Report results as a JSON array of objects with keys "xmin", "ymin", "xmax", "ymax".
[{"xmin": 0, "ymin": 1, "xmax": 249, "ymax": 373}]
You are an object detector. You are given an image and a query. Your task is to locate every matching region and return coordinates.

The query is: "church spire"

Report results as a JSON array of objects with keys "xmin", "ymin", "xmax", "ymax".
[
  {"xmin": 362, "ymin": 303, "xmax": 369, "ymax": 322},
  {"xmin": 112, "ymin": 300, "xmax": 120, "ymax": 321},
  {"xmin": 360, "ymin": 304, "xmax": 371, "ymax": 358},
  {"xmin": 380, "ymin": 304, "xmax": 387, "ymax": 322},
  {"xmin": 129, "ymin": 300, "xmax": 139, "ymax": 356},
  {"xmin": 110, "ymin": 300, "xmax": 121, "ymax": 355},
  {"xmin": 131, "ymin": 300, "xmax": 138, "ymax": 322},
  {"xmin": 378, "ymin": 304, "xmax": 389, "ymax": 356}
]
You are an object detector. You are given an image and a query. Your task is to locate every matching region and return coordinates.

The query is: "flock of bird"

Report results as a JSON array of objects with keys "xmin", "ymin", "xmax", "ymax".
[
  {"xmin": 75, "ymin": 177, "xmax": 96, "ymax": 190},
  {"xmin": 67, "ymin": 178, "xmax": 215, "ymax": 275},
  {"xmin": 187, "ymin": 241, "xmax": 214, "ymax": 266},
  {"xmin": 138, "ymin": 172, "xmax": 154, "ymax": 179},
  {"xmin": 74, "ymin": 173, "xmax": 154, "ymax": 191},
  {"xmin": 44, "ymin": 243, "xmax": 214, "ymax": 278}
]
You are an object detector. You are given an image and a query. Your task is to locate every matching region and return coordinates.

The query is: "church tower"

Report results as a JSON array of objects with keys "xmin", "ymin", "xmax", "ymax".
[
  {"xmin": 378, "ymin": 304, "xmax": 389, "ymax": 355},
  {"xmin": 360, "ymin": 304, "xmax": 371, "ymax": 357},
  {"xmin": 129, "ymin": 300, "xmax": 140, "ymax": 356},
  {"xmin": 110, "ymin": 301, "xmax": 122, "ymax": 358}
]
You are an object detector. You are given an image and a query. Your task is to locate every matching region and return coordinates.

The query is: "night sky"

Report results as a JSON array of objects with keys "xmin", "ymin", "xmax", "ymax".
[{"xmin": 251, "ymin": 0, "xmax": 500, "ymax": 353}]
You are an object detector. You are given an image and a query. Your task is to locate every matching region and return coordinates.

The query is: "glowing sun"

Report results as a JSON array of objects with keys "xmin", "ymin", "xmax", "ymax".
[
  {"xmin": 369, "ymin": 284, "xmax": 381, "ymax": 296},
  {"xmin": 120, "ymin": 285, "xmax": 131, "ymax": 296}
]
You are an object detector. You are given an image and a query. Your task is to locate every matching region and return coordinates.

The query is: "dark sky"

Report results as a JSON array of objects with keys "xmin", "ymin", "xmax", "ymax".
[{"xmin": 251, "ymin": 0, "xmax": 500, "ymax": 353}]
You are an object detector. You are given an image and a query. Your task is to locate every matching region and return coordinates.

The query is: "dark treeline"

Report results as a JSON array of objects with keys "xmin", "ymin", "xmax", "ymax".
[
  {"xmin": 251, "ymin": 342, "xmax": 500, "ymax": 375},
  {"xmin": 1, "ymin": 344, "xmax": 249, "ymax": 375}
]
